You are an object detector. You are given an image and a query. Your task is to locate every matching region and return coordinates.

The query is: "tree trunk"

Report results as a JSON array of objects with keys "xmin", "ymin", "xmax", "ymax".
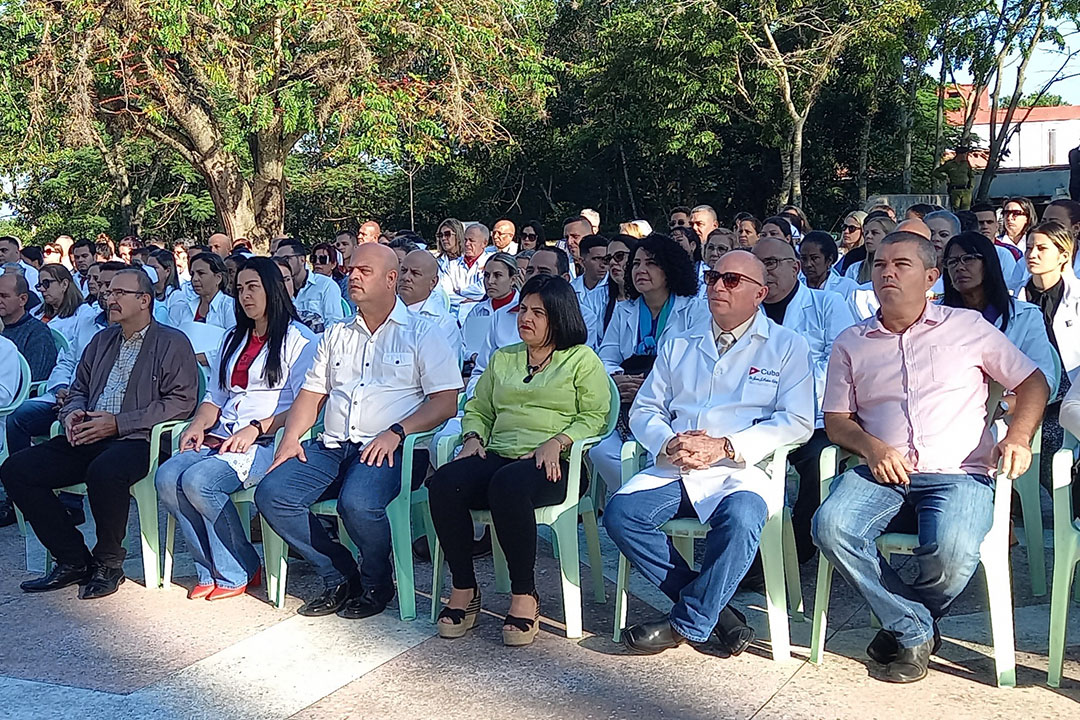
[
  {"xmin": 857, "ymin": 112, "xmax": 872, "ymax": 203},
  {"xmin": 790, "ymin": 117, "xmax": 805, "ymax": 206},
  {"xmin": 933, "ymin": 28, "xmax": 949, "ymax": 193},
  {"xmin": 96, "ymin": 133, "xmax": 136, "ymax": 236},
  {"xmin": 779, "ymin": 129, "xmax": 793, "ymax": 206},
  {"xmin": 901, "ymin": 75, "xmax": 916, "ymax": 193},
  {"xmin": 620, "ymin": 145, "xmax": 639, "ymax": 218}
]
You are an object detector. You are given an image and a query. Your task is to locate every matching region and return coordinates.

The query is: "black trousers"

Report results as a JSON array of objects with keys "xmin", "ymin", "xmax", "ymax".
[
  {"xmin": 789, "ymin": 428, "xmax": 834, "ymax": 564},
  {"xmin": 427, "ymin": 452, "xmax": 570, "ymax": 594},
  {"xmin": 1, "ymin": 436, "xmax": 150, "ymax": 568}
]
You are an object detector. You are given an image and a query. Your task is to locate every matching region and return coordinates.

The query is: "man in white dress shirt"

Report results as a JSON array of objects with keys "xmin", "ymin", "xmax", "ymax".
[
  {"xmin": 0, "ymin": 236, "xmax": 41, "ymax": 302},
  {"xmin": 70, "ymin": 240, "xmax": 97, "ymax": 291},
  {"xmin": 274, "ymin": 238, "xmax": 345, "ymax": 333},
  {"xmin": 570, "ymin": 235, "xmax": 610, "ymax": 341},
  {"xmin": 604, "ymin": 250, "xmax": 814, "ymax": 655},
  {"xmin": 398, "ymin": 250, "xmax": 462, "ymax": 358},
  {"xmin": 492, "ymin": 219, "xmax": 518, "ymax": 256},
  {"xmin": 257, "ymin": 244, "xmax": 462, "ymax": 620}
]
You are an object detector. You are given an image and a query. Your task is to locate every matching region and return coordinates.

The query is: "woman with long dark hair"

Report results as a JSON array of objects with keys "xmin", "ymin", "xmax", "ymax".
[
  {"xmin": 169, "ymin": 252, "xmax": 236, "ymax": 330},
  {"xmin": 519, "ymin": 221, "xmax": 545, "ymax": 251},
  {"xmin": 156, "ymin": 257, "xmax": 317, "ymax": 600},
  {"xmin": 600, "ymin": 235, "xmax": 636, "ymax": 336}
]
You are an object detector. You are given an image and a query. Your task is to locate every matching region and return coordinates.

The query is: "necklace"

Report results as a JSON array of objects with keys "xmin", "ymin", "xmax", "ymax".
[{"xmin": 523, "ymin": 347, "xmax": 555, "ymax": 384}]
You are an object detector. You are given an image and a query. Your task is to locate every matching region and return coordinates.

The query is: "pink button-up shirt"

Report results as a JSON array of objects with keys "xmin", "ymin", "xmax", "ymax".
[{"xmin": 823, "ymin": 302, "xmax": 1037, "ymax": 475}]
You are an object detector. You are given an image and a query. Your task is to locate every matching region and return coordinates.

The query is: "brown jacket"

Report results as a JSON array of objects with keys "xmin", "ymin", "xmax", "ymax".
[{"xmin": 60, "ymin": 319, "xmax": 199, "ymax": 440}]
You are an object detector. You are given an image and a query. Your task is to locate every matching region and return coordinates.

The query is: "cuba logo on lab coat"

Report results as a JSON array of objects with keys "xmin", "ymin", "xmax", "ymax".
[{"xmin": 748, "ymin": 366, "xmax": 780, "ymax": 384}]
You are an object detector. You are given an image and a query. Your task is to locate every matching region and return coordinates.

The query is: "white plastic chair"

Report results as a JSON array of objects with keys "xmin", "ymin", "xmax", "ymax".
[
  {"xmin": 1, "ymin": 354, "xmax": 33, "ymax": 535},
  {"xmin": 610, "ymin": 440, "xmax": 800, "ymax": 660},
  {"xmin": 1047, "ymin": 432, "xmax": 1080, "ymax": 687}
]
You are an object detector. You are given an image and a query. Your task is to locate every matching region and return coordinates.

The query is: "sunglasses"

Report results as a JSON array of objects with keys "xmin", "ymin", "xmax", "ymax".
[
  {"xmin": 437, "ymin": 230, "xmax": 455, "ymax": 239},
  {"xmin": 313, "ymin": 255, "xmax": 331, "ymax": 264},
  {"xmin": 607, "ymin": 250, "xmax": 629, "ymax": 264},
  {"xmin": 35, "ymin": 279, "xmax": 55, "ymax": 291},
  {"xmin": 703, "ymin": 270, "xmax": 764, "ymax": 290},
  {"xmin": 1004, "ymin": 209, "xmax": 1027, "ymax": 218},
  {"xmin": 843, "ymin": 224, "xmax": 861, "ymax": 233},
  {"xmin": 521, "ymin": 231, "xmax": 537, "ymax": 238}
]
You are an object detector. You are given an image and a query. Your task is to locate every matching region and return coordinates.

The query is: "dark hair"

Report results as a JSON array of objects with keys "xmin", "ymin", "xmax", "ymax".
[
  {"xmin": 518, "ymin": 274, "xmax": 587, "ymax": 350},
  {"xmin": 625, "ymin": 234, "xmax": 699, "ymax": 300},
  {"xmin": 800, "ymin": 230, "xmax": 839, "ymax": 265},
  {"xmin": 190, "ymin": 252, "xmax": 229, "ymax": 293},
  {"xmin": 669, "ymin": 226, "xmax": 702, "ymax": 262},
  {"xmin": 119, "ymin": 236, "xmax": 142, "ymax": 250},
  {"xmin": 388, "ymin": 236, "xmax": 418, "ymax": 253},
  {"xmin": 604, "ymin": 234, "xmax": 637, "ymax": 331},
  {"xmin": 132, "ymin": 246, "xmax": 153, "ymax": 262},
  {"xmin": 310, "ymin": 242, "xmax": 344, "ymax": 281},
  {"xmin": 335, "ymin": 230, "xmax": 358, "ymax": 244},
  {"xmin": 276, "ymin": 239, "xmax": 307, "ymax": 257},
  {"xmin": 670, "ymin": 205, "xmax": 692, "ymax": 217},
  {"xmin": 761, "ymin": 216, "xmax": 794, "ymax": 241},
  {"xmin": 906, "ymin": 203, "xmax": 937, "ymax": 219},
  {"xmin": 150, "ymin": 248, "xmax": 181, "ymax": 292},
  {"xmin": 70, "ymin": 239, "xmax": 95, "ymax": 256},
  {"xmin": 733, "ymin": 212, "xmax": 761, "ymax": 231},
  {"xmin": 780, "ymin": 205, "xmax": 811, "ymax": 233},
  {"xmin": 272, "ymin": 257, "xmax": 291, "ymax": 272},
  {"xmin": 94, "ymin": 241, "xmax": 112, "ymax": 258},
  {"xmin": 21, "ymin": 247, "xmax": 43, "ymax": 265},
  {"xmin": 38, "ymin": 263, "xmax": 83, "ymax": 318},
  {"xmin": 941, "ymin": 231, "xmax": 1012, "ymax": 333},
  {"xmin": 98, "ymin": 260, "xmax": 128, "ymax": 274},
  {"xmin": 533, "ymin": 246, "xmax": 571, "ymax": 277},
  {"xmin": 522, "ymin": 220, "xmax": 546, "ymax": 247},
  {"xmin": 0, "ymin": 236, "xmax": 19, "ymax": 249},
  {"xmin": 970, "ymin": 201, "xmax": 997, "ymax": 215},
  {"xmin": 562, "ymin": 215, "xmax": 591, "ymax": 229},
  {"xmin": 956, "ymin": 210, "xmax": 979, "ymax": 233},
  {"xmin": 219, "ymin": 257, "xmax": 299, "ymax": 390},
  {"xmin": 579, "ymin": 234, "xmax": 610, "ymax": 257},
  {"xmin": 1048, "ymin": 199, "xmax": 1080, "ymax": 227},
  {"xmin": 865, "ymin": 210, "xmax": 893, "ymax": 224}
]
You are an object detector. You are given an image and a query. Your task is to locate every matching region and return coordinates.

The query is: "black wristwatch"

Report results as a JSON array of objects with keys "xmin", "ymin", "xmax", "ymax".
[
  {"xmin": 388, "ymin": 423, "xmax": 406, "ymax": 444},
  {"xmin": 249, "ymin": 419, "xmax": 266, "ymax": 435}
]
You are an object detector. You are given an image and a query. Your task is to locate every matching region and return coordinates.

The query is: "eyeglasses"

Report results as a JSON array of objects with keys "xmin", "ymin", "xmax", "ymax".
[
  {"xmin": 35, "ymin": 279, "xmax": 55, "ymax": 291},
  {"xmin": 313, "ymin": 255, "xmax": 331, "ymax": 264},
  {"xmin": 102, "ymin": 289, "xmax": 149, "ymax": 299},
  {"xmin": 1004, "ymin": 209, "xmax": 1027, "ymax": 218},
  {"xmin": 760, "ymin": 257, "xmax": 796, "ymax": 270},
  {"xmin": 943, "ymin": 253, "xmax": 984, "ymax": 269},
  {"xmin": 437, "ymin": 230, "xmax": 455, "ymax": 239},
  {"xmin": 607, "ymin": 251, "xmax": 629, "ymax": 264},
  {"xmin": 703, "ymin": 270, "xmax": 764, "ymax": 290},
  {"xmin": 843, "ymin": 224, "xmax": 861, "ymax": 233}
]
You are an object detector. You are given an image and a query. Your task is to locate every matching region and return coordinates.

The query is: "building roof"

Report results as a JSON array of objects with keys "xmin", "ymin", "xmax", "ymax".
[{"xmin": 943, "ymin": 84, "xmax": 1080, "ymax": 126}]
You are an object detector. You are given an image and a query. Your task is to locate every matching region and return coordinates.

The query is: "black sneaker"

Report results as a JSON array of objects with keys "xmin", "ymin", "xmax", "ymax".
[
  {"xmin": 338, "ymin": 584, "xmax": 395, "ymax": 620},
  {"xmin": 0, "ymin": 499, "xmax": 16, "ymax": 528}
]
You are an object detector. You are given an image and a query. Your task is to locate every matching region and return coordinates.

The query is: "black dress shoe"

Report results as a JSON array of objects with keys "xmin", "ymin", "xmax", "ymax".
[
  {"xmin": 0, "ymin": 499, "xmax": 16, "ymax": 528},
  {"xmin": 79, "ymin": 565, "xmax": 125, "ymax": 599},
  {"xmin": 412, "ymin": 536, "xmax": 431, "ymax": 563},
  {"xmin": 297, "ymin": 576, "xmax": 359, "ymax": 617},
  {"xmin": 876, "ymin": 639, "xmax": 933, "ymax": 683},
  {"xmin": 338, "ymin": 584, "xmax": 395, "ymax": 620},
  {"xmin": 623, "ymin": 618, "xmax": 687, "ymax": 655},
  {"xmin": 867, "ymin": 623, "xmax": 942, "ymax": 665},
  {"xmin": 472, "ymin": 527, "xmax": 492, "ymax": 558},
  {"xmin": 20, "ymin": 563, "xmax": 92, "ymax": 593},
  {"xmin": 714, "ymin": 606, "xmax": 756, "ymax": 656}
]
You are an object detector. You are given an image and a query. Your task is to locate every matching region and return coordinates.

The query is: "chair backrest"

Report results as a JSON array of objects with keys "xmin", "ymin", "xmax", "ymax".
[
  {"xmin": 50, "ymin": 328, "xmax": 71, "ymax": 353},
  {"xmin": 340, "ymin": 297, "xmax": 352, "ymax": 317},
  {"xmin": 602, "ymin": 375, "xmax": 620, "ymax": 438},
  {"xmin": 0, "ymin": 354, "xmax": 32, "ymax": 417},
  {"xmin": 1052, "ymin": 431, "xmax": 1079, "ymax": 533}
]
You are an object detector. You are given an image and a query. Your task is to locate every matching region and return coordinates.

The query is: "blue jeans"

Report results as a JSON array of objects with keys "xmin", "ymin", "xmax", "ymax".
[
  {"xmin": 255, "ymin": 439, "xmax": 403, "ymax": 589},
  {"xmin": 155, "ymin": 448, "xmax": 266, "ymax": 588},
  {"xmin": 2, "ymin": 399, "xmax": 82, "ymax": 513},
  {"xmin": 604, "ymin": 481, "xmax": 767, "ymax": 643},
  {"xmin": 811, "ymin": 468, "xmax": 993, "ymax": 649}
]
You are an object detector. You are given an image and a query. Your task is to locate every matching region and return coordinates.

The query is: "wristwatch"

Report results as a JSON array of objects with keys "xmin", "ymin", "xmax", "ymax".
[
  {"xmin": 462, "ymin": 431, "xmax": 483, "ymax": 444},
  {"xmin": 388, "ymin": 423, "xmax": 406, "ymax": 444},
  {"xmin": 249, "ymin": 419, "xmax": 266, "ymax": 435},
  {"xmin": 722, "ymin": 437, "xmax": 734, "ymax": 460}
]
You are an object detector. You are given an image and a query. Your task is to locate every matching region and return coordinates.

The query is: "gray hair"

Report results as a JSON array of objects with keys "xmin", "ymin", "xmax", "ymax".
[
  {"xmin": 0, "ymin": 268, "xmax": 29, "ymax": 297},
  {"xmin": 486, "ymin": 251, "xmax": 518, "ymax": 275},
  {"xmin": 465, "ymin": 222, "xmax": 491, "ymax": 243},
  {"xmin": 880, "ymin": 231, "xmax": 939, "ymax": 270},
  {"xmin": 516, "ymin": 250, "xmax": 535, "ymax": 261},
  {"xmin": 924, "ymin": 210, "xmax": 960, "ymax": 236},
  {"xmin": 114, "ymin": 268, "xmax": 156, "ymax": 309},
  {"xmin": 690, "ymin": 205, "xmax": 718, "ymax": 223}
]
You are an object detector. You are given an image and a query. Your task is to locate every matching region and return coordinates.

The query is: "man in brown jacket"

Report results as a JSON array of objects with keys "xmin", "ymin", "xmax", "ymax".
[{"xmin": 3, "ymin": 269, "xmax": 199, "ymax": 599}]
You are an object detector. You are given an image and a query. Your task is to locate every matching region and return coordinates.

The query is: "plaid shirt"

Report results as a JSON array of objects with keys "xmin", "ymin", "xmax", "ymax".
[{"xmin": 94, "ymin": 326, "xmax": 148, "ymax": 414}]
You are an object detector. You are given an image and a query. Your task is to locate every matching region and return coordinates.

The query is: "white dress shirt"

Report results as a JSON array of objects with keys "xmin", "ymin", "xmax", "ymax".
[
  {"xmin": 439, "ymin": 249, "xmax": 493, "ymax": 307},
  {"xmin": 302, "ymin": 299, "xmax": 463, "ymax": 447},
  {"xmin": 294, "ymin": 271, "xmax": 346, "ymax": 330},
  {"xmin": 407, "ymin": 292, "xmax": 464, "ymax": 361},
  {"xmin": 168, "ymin": 289, "xmax": 237, "ymax": 331}
]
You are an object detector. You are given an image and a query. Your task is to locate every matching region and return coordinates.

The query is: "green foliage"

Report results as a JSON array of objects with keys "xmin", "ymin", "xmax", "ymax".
[{"xmin": 1019, "ymin": 92, "xmax": 1069, "ymax": 107}]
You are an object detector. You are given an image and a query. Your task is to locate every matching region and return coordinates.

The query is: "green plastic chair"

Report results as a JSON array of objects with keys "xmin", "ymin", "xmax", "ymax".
[
  {"xmin": 809, "ymin": 384, "xmax": 1018, "ymax": 687},
  {"xmin": 31, "ymin": 368, "xmax": 206, "ymax": 589},
  {"xmin": 1047, "ymin": 432, "xmax": 1080, "ymax": 687},
  {"xmin": 1, "ymin": 355, "xmax": 33, "ymax": 535},
  {"xmin": 340, "ymin": 297, "xmax": 352, "ymax": 317},
  {"xmin": 428, "ymin": 376, "xmax": 620, "ymax": 638},
  {"xmin": 610, "ymin": 439, "xmax": 801, "ymax": 661},
  {"xmin": 240, "ymin": 424, "xmax": 439, "ymax": 621}
]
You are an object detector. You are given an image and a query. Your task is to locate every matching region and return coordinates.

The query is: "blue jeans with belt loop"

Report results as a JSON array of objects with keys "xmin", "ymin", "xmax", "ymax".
[
  {"xmin": 811, "ymin": 466, "xmax": 994, "ymax": 649},
  {"xmin": 604, "ymin": 480, "xmax": 768, "ymax": 643}
]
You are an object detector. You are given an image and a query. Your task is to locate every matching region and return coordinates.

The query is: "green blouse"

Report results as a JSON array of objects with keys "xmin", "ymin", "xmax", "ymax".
[{"xmin": 462, "ymin": 342, "xmax": 612, "ymax": 459}]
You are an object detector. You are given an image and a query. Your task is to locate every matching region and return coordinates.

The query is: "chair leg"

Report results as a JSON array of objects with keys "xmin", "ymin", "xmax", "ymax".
[
  {"xmin": 760, "ymin": 510, "xmax": 791, "ymax": 661},
  {"xmin": 260, "ymin": 516, "xmax": 288, "ymax": 609},
  {"xmin": 809, "ymin": 554, "xmax": 835, "ymax": 665},
  {"xmin": 782, "ymin": 507, "xmax": 804, "ymax": 622},
  {"xmin": 232, "ymin": 499, "xmax": 253, "ymax": 543},
  {"xmin": 163, "ymin": 513, "xmax": 176, "ymax": 590},
  {"xmin": 581, "ymin": 505, "xmax": 606, "ymax": 604},
  {"xmin": 14, "ymin": 505, "xmax": 26, "ymax": 537},
  {"xmin": 490, "ymin": 523, "xmax": 511, "ymax": 594},
  {"xmin": 672, "ymin": 535, "xmax": 694, "ymax": 568},
  {"xmin": 552, "ymin": 512, "xmax": 583, "ymax": 639},
  {"xmin": 133, "ymin": 481, "xmax": 161, "ymax": 589},
  {"xmin": 1047, "ymin": 539, "xmax": 1079, "ymax": 687},
  {"xmin": 982, "ymin": 553, "xmax": 1017, "ymax": 688},
  {"xmin": 613, "ymin": 552, "xmax": 631, "ymax": 643},
  {"xmin": 430, "ymin": 536, "xmax": 446, "ymax": 624},
  {"xmin": 387, "ymin": 496, "xmax": 416, "ymax": 622},
  {"xmin": 1015, "ymin": 472, "xmax": 1047, "ymax": 597}
]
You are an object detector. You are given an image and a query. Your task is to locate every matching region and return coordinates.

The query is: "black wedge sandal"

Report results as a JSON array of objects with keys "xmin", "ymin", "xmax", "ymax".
[
  {"xmin": 437, "ymin": 588, "xmax": 482, "ymax": 639},
  {"xmin": 502, "ymin": 591, "xmax": 541, "ymax": 647}
]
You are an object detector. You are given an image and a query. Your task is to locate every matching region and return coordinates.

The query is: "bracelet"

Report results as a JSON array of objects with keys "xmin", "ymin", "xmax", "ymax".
[
  {"xmin": 462, "ymin": 431, "xmax": 483, "ymax": 444},
  {"xmin": 554, "ymin": 434, "xmax": 572, "ymax": 450}
]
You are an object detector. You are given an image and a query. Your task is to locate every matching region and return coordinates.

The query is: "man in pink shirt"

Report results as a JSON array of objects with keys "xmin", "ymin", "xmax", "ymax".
[{"xmin": 812, "ymin": 231, "xmax": 1048, "ymax": 684}]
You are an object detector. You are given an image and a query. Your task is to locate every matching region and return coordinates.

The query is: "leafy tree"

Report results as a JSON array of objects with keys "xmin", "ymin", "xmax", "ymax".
[{"xmin": 1019, "ymin": 92, "xmax": 1069, "ymax": 107}]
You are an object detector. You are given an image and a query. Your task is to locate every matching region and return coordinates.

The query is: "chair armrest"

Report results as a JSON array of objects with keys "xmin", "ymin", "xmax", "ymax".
[
  {"xmin": 436, "ymin": 432, "xmax": 463, "ymax": 469},
  {"xmin": 28, "ymin": 381, "xmax": 47, "ymax": 399},
  {"xmin": 1052, "ymin": 443, "xmax": 1079, "ymax": 534},
  {"xmin": 169, "ymin": 421, "xmax": 194, "ymax": 454},
  {"xmin": 399, "ymin": 428, "xmax": 440, "ymax": 496}
]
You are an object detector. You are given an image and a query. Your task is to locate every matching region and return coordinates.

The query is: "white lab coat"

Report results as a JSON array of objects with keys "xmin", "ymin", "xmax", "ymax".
[
  {"xmin": 598, "ymin": 294, "xmax": 708, "ymax": 374},
  {"xmin": 0, "ymin": 335, "xmax": 22, "ymax": 456},
  {"xmin": 168, "ymin": 290, "xmax": 237, "ymax": 332},
  {"xmin": 438, "ymin": 249, "xmax": 493, "ymax": 307},
  {"xmin": 571, "ymin": 275, "xmax": 610, "ymax": 343},
  {"xmin": 1017, "ymin": 271, "xmax": 1080, "ymax": 385},
  {"xmin": 618, "ymin": 312, "xmax": 815, "ymax": 521},
  {"xmin": 466, "ymin": 301, "xmax": 524, "ymax": 397},
  {"xmin": 461, "ymin": 292, "xmax": 516, "ymax": 362},
  {"xmin": 819, "ymin": 271, "xmax": 859, "ymax": 301},
  {"xmin": 774, "ymin": 283, "xmax": 856, "ymax": 426}
]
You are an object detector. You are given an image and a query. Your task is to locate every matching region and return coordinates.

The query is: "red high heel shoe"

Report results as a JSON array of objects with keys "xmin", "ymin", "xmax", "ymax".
[
  {"xmin": 188, "ymin": 583, "xmax": 215, "ymax": 600},
  {"xmin": 206, "ymin": 568, "xmax": 261, "ymax": 601}
]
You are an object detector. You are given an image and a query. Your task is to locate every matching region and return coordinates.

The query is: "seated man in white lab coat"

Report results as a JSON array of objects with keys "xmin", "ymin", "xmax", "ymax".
[
  {"xmin": 753, "ymin": 238, "xmax": 856, "ymax": 568},
  {"xmin": 605, "ymin": 250, "xmax": 815, "ymax": 655},
  {"xmin": 397, "ymin": 249, "xmax": 463, "ymax": 360}
]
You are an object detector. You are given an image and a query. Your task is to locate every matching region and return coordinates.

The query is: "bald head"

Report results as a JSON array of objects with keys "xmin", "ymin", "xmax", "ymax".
[
  {"xmin": 753, "ymin": 237, "xmax": 796, "ymax": 260},
  {"xmin": 208, "ymin": 233, "xmax": 231, "ymax": 259},
  {"xmin": 896, "ymin": 218, "xmax": 931, "ymax": 241},
  {"xmin": 397, "ymin": 249, "xmax": 439, "ymax": 305},
  {"xmin": 715, "ymin": 249, "xmax": 766, "ymax": 285},
  {"xmin": 752, "ymin": 237, "xmax": 800, "ymax": 302},
  {"xmin": 359, "ymin": 221, "xmax": 382, "ymax": 244},
  {"xmin": 348, "ymin": 242, "xmax": 400, "ymax": 309},
  {"xmin": 706, "ymin": 250, "xmax": 768, "ymax": 329}
]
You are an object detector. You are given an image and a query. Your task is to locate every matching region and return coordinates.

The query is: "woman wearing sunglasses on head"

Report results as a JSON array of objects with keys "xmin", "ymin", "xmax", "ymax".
[
  {"xmin": 835, "ymin": 210, "xmax": 868, "ymax": 275},
  {"xmin": 427, "ymin": 274, "xmax": 611, "ymax": 646},
  {"xmin": 31, "ymin": 264, "xmax": 91, "ymax": 344}
]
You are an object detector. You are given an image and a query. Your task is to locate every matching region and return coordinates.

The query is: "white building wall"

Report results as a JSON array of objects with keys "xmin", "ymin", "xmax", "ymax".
[{"xmin": 970, "ymin": 117, "xmax": 1080, "ymax": 169}]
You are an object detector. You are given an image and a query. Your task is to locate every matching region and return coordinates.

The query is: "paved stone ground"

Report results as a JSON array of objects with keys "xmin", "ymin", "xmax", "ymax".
[{"xmin": 2, "ymin": 500, "xmax": 1078, "ymax": 720}]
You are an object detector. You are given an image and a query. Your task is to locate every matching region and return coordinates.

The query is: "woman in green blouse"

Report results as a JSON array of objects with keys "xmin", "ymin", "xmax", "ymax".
[{"xmin": 428, "ymin": 274, "xmax": 612, "ymax": 646}]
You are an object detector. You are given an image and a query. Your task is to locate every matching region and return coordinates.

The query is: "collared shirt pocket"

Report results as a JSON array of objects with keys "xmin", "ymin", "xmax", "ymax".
[{"xmin": 383, "ymin": 351, "xmax": 415, "ymax": 382}]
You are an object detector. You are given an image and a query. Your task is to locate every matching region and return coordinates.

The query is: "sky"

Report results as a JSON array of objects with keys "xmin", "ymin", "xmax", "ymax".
[{"xmin": 933, "ymin": 22, "xmax": 1080, "ymax": 104}]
